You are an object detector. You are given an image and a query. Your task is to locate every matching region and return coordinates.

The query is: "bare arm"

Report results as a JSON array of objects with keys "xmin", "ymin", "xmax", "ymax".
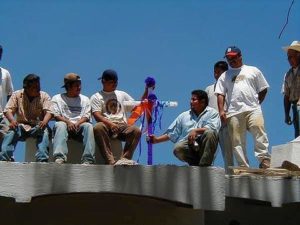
[
  {"xmin": 217, "ymin": 94, "xmax": 226, "ymax": 124},
  {"xmin": 39, "ymin": 112, "xmax": 53, "ymax": 129},
  {"xmin": 4, "ymin": 110, "xmax": 18, "ymax": 129},
  {"xmin": 258, "ymin": 88, "xmax": 268, "ymax": 104},
  {"xmin": 148, "ymin": 134, "xmax": 170, "ymax": 144}
]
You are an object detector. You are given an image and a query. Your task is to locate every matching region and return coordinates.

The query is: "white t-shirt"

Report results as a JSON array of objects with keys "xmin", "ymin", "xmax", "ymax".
[
  {"xmin": 205, "ymin": 83, "xmax": 218, "ymax": 111},
  {"xmin": 0, "ymin": 67, "xmax": 14, "ymax": 116},
  {"xmin": 51, "ymin": 93, "xmax": 91, "ymax": 123},
  {"xmin": 215, "ymin": 64, "xmax": 269, "ymax": 117},
  {"xmin": 90, "ymin": 90, "xmax": 134, "ymax": 124}
]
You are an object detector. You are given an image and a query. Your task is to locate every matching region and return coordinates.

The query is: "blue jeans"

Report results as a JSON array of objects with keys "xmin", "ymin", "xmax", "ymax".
[
  {"xmin": 52, "ymin": 121, "xmax": 95, "ymax": 163},
  {"xmin": 0, "ymin": 125, "xmax": 50, "ymax": 162},
  {"xmin": 292, "ymin": 104, "xmax": 300, "ymax": 138}
]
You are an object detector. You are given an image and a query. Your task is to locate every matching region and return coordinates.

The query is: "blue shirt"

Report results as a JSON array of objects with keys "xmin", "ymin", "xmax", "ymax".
[{"xmin": 165, "ymin": 106, "xmax": 221, "ymax": 143}]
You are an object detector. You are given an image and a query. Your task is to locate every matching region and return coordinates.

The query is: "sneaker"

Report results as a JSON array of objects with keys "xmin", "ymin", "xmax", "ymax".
[
  {"xmin": 39, "ymin": 159, "xmax": 48, "ymax": 163},
  {"xmin": 114, "ymin": 158, "xmax": 138, "ymax": 166},
  {"xmin": 82, "ymin": 161, "xmax": 93, "ymax": 166},
  {"xmin": 55, "ymin": 158, "xmax": 65, "ymax": 164},
  {"xmin": 259, "ymin": 159, "xmax": 270, "ymax": 169}
]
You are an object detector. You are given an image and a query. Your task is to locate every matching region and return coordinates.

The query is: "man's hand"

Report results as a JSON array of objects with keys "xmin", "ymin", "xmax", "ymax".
[
  {"xmin": 285, "ymin": 115, "xmax": 292, "ymax": 125},
  {"xmin": 219, "ymin": 111, "xmax": 227, "ymax": 124},
  {"xmin": 109, "ymin": 122, "xmax": 120, "ymax": 136},
  {"xmin": 147, "ymin": 134, "xmax": 157, "ymax": 144},
  {"xmin": 38, "ymin": 120, "xmax": 48, "ymax": 130},
  {"xmin": 9, "ymin": 120, "xmax": 18, "ymax": 129},
  {"xmin": 188, "ymin": 130, "xmax": 197, "ymax": 145},
  {"xmin": 67, "ymin": 121, "xmax": 77, "ymax": 132}
]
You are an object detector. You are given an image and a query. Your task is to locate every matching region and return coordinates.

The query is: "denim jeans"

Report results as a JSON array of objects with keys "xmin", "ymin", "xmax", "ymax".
[
  {"xmin": 53, "ymin": 121, "xmax": 95, "ymax": 163},
  {"xmin": 292, "ymin": 104, "xmax": 300, "ymax": 138},
  {"xmin": 0, "ymin": 124, "xmax": 50, "ymax": 162}
]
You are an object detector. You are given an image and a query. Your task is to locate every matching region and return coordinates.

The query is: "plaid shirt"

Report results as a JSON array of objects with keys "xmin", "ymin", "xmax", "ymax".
[
  {"xmin": 4, "ymin": 89, "xmax": 52, "ymax": 131},
  {"xmin": 283, "ymin": 67, "xmax": 300, "ymax": 102}
]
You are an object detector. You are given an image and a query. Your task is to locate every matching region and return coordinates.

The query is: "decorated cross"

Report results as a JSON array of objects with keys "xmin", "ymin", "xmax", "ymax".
[{"xmin": 124, "ymin": 77, "xmax": 177, "ymax": 165}]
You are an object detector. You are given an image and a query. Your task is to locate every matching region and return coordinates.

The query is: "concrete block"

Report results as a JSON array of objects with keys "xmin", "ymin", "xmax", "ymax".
[
  {"xmin": 271, "ymin": 141, "xmax": 300, "ymax": 167},
  {"xmin": 25, "ymin": 138, "xmax": 122, "ymax": 164}
]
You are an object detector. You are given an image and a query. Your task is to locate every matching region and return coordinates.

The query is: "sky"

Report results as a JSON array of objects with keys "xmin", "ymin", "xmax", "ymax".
[{"xmin": 0, "ymin": 0, "xmax": 299, "ymax": 167}]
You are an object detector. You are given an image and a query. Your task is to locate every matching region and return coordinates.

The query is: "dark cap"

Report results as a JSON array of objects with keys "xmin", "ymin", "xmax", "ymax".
[
  {"xmin": 62, "ymin": 73, "xmax": 81, "ymax": 88},
  {"xmin": 224, "ymin": 46, "xmax": 241, "ymax": 57},
  {"xmin": 98, "ymin": 69, "xmax": 118, "ymax": 81}
]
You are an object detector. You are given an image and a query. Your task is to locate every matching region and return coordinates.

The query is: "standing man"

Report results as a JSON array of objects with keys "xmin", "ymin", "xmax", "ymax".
[
  {"xmin": 51, "ymin": 73, "xmax": 95, "ymax": 164},
  {"xmin": 91, "ymin": 69, "xmax": 141, "ymax": 165},
  {"xmin": 205, "ymin": 61, "xmax": 233, "ymax": 172},
  {"xmin": 0, "ymin": 45, "xmax": 14, "ymax": 139},
  {"xmin": 148, "ymin": 90, "xmax": 220, "ymax": 167},
  {"xmin": 0, "ymin": 74, "xmax": 52, "ymax": 162},
  {"xmin": 282, "ymin": 41, "xmax": 300, "ymax": 138},
  {"xmin": 215, "ymin": 46, "xmax": 271, "ymax": 169}
]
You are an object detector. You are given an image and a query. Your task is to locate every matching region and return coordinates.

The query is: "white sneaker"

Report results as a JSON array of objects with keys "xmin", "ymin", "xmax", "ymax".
[
  {"xmin": 114, "ymin": 158, "xmax": 138, "ymax": 166},
  {"xmin": 82, "ymin": 161, "xmax": 93, "ymax": 166},
  {"xmin": 55, "ymin": 158, "xmax": 64, "ymax": 164}
]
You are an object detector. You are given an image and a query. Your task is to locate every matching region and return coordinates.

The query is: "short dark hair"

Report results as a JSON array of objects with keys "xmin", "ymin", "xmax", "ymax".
[
  {"xmin": 214, "ymin": 61, "xmax": 228, "ymax": 72},
  {"xmin": 23, "ymin": 74, "xmax": 40, "ymax": 88},
  {"xmin": 191, "ymin": 89, "xmax": 208, "ymax": 106},
  {"xmin": 0, "ymin": 45, "xmax": 2, "ymax": 61}
]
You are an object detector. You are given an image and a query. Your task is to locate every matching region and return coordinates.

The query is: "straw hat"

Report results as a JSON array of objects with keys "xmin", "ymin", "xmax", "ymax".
[{"xmin": 282, "ymin": 40, "xmax": 300, "ymax": 52}]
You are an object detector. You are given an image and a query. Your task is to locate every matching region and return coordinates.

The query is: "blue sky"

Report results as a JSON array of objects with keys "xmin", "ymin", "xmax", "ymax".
[{"xmin": 0, "ymin": 0, "xmax": 299, "ymax": 167}]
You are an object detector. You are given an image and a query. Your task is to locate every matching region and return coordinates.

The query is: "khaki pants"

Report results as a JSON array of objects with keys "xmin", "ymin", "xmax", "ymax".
[
  {"xmin": 227, "ymin": 109, "xmax": 270, "ymax": 167},
  {"xmin": 93, "ymin": 122, "xmax": 141, "ymax": 165},
  {"xmin": 173, "ymin": 129, "xmax": 218, "ymax": 166}
]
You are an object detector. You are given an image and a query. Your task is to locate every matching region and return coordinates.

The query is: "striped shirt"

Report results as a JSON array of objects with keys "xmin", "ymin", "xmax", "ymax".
[{"xmin": 4, "ymin": 89, "xmax": 52, "ymax": 131}]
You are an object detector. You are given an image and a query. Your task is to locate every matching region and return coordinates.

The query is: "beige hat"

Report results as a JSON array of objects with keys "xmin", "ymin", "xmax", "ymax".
[
  {"xmin": 282, "ymin": 40, "xmax": 300, "ymax": 52},
  {"xmin": 62, "ymin": 73, "xmax": 81, "ymax": 88}
]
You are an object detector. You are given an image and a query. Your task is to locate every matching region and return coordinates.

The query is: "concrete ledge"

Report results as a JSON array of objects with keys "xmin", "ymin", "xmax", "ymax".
[
  {"xmin": 0, "ymin": 163, "xmax": 225, "ymax": 211},
  {"xmin": 226, "ymin": 174, "xmax": 300, "ymax": 207}
]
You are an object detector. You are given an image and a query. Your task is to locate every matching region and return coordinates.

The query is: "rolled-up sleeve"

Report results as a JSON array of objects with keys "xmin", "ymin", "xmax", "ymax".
[
  {"xmin": 164, "ymin": 115, "xmax": 182, "ymax": 143},
  {"xmin": 202, "ymin": 109, "xmax": 221, "ymax": 133}
]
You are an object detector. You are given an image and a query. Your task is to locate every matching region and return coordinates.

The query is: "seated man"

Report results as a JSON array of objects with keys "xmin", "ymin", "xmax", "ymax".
[
  {"xmin": 0, "ymin": 74, "xmax": 52, "ymax": 162},
  {"xmin": 51, "ymin": 73, "xmax": 95, "ymax": 164},
  {"xmin": 91, "ymin": 69, "xmax": 141, "ymax": 165},
  {"xmin": 149, "ymin": 90, "xmax": 220, "ymax": 166}
]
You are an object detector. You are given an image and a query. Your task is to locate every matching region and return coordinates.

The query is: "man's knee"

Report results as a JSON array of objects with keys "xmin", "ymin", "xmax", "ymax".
[
  {"xmin": 173, "ymin": 143, "xmax": 186, "ymax": 161},
  {"xmin": 93, "ymin": 122, "xmax": 107, "ymax": 134},
  {"xmin": 132, "ymin": 126, "xmax": 141, "ymax": 138},
  {"xmin": 202, "ymin": 129, "xmax": 218, "ymax": 140},
  {"xmin": 81, "ymin": 122, "xmax": 94, "ymax": 132},
  {"xmin": 54, "ymin": 121, "xmax": 67, "ymax": 130}
]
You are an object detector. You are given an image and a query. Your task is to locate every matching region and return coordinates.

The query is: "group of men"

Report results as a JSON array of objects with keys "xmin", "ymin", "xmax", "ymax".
[
  {"xmin": 0, "ymin": 59, "xmax": 142, "ymax": 164},
  {"xmin": 150, "ymin": 41, "xmax": 300, "ymax": 171},
  {"xmin": 0, "ymin": 41, "xmax": 299, "ymax": 170}
]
